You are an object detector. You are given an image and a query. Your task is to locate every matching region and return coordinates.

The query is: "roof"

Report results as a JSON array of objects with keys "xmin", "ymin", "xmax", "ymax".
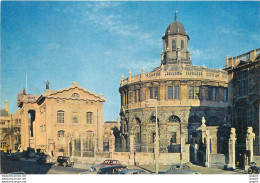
[{"xmin": 164, "ymin": 17, "xmax": 188, "ymax": 39}]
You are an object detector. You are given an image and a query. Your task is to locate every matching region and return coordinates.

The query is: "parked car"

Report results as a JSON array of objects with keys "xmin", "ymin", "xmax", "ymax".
[
  {"xmin": 1, "ymin": 152, "xmax": 9, "ymax": 159},
  {"xmin": 10, "ymin": 153, "xmax": 20, "ymax": 161},
  {"xmin": 97, "ymin": 166, "xmax": 127, "ymax": 174},
  {"xmin": 36, "ymin": 155, "xmax": 47, "ymax": 164},
  {"xmin": 248, "ymin": 162, "xmax": 259, "ymax": 174},
  {"xmin": 80, "ymin": 165, "xmax": 111, "ymax": 174},
  {"xmin": 165, "ymin": 164, "xmax": 200, "ymax": 174},
  {"xmin": 119, "ymin": 169, "xmax": 147, "ymax": 174},
  {"xmin": 57, "ymin": 156, "xmax": 74, "ymax": 167},
  {"xmin": 100, "ymin": 159, "xmax": 125, "ymax": 167}
]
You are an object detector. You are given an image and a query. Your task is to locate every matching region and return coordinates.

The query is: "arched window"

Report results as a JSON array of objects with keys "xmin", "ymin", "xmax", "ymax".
[
  {"xmin": 181, "ymin": 40, "xmax": 184, "ymax": 49},
  {"xmin": 169, "ymin": 115, "xmax": 181, "ymax": 123},
  {"xmin": 87, "ymin": 112, "xmax": 93, "ymax": 124},
  {"xmin": 57, "ymin": 130, "xmax": 65, "ymax": 138},
  {"xmin": 150, "ymin": 116, "xmax": 159, "ymax": 123},
  {"xmin": 57, "ymin": 110, "xmax": 65, "ymax": 123},
  {"xmin": 172, "ymin": 40, "xmax": 176, "ymax": 50}
]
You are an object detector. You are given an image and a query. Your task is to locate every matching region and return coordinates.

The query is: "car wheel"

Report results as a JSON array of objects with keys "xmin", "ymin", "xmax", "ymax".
[{"xmin": 248, "ymin": 167, "xmax": 253, "ymax": 174}]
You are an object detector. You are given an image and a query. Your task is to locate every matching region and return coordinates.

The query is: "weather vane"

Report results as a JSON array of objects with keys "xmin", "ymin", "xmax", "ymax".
[{"xmin": 175, "ymin": 10, "xmax": 178, "ymax": 21}]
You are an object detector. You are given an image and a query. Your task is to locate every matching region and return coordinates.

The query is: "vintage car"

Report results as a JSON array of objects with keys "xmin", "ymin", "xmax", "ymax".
[
  {"xmin": 248, "ymin": 162, "xmax": 260, "ymax": 174},
  {"xmin": 119, "ymin": 169, "xmax": 147, "ymax": 174},
  {"xmin": 97, "ymin": 166, "xmax": 127, "ymax": 174},
  {"xmin": 100, "ymin": 159, "xmax": 125, "ymax": 167},
  {"xmin": 57, "ymin": 156, "xmax": 74, "ymax": 167},
  {"xmin": 165, "ymin": 164, "xmax": 200, "ymax": 174},
  {"xmin": 9, "ymin": 153, "xmax": 20, "ymax": 161}
]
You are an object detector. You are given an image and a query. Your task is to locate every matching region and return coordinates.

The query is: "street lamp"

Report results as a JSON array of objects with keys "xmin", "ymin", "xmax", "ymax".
[{"xmin": 145, "ymin": 98, "xmax": 159, "ymax": 174}]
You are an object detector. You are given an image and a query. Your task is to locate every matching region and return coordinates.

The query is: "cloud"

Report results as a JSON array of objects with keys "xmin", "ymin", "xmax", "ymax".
[{"xmin": 189, "ymin": 47, "xmax": 217, "ymax": 60}]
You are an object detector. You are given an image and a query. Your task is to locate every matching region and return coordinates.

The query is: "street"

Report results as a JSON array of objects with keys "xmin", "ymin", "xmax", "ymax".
[{"xmin": 0, "ymin": 159, "xmax": 86, "ymax": 174}]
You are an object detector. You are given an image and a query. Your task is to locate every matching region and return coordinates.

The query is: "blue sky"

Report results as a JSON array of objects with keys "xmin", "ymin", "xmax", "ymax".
[{"xmin": 1, "ymin": 1, "xmax": 260, "ymax": 121}]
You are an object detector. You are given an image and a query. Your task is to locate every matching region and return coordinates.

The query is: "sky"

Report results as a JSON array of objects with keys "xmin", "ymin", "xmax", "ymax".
[{"xmin": 1, "ymin": 1, "xmax": 260, "ymax": 121}]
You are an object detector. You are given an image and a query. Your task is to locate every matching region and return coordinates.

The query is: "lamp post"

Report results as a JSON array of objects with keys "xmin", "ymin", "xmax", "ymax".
[{"xmin": 146, "ymin": 98, "xmax": 159, "ymax": 174}]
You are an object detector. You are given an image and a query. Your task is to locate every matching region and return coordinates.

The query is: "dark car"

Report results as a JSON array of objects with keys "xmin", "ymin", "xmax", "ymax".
[
  {"xmin": 119, "ymin": 169, "xmax": 147, "ymax": 174},
  {"xmin": 57, "ymin": 156, "xmax": 74, "ymax": 167},
  {"xmin": 10, "ymin": 153, "xmax": 20, "ymax": 161},
  {"xmin": 36, "ymin": 155, "xmax": 47, "ymax": 164},
  {"xmin": 165, "ymin": 164, "xmax": 200, "ymax": 174},
  {"xmin": 100, "ymin": 159, "xmax": 125, "ymax": 167},
  {"xmin": 248, "ymin": 162, "xmax": 260, "ymax": 174},
  {"xmin": 97, "ymin": 166, "xmax": 127, "ymax": 174}
]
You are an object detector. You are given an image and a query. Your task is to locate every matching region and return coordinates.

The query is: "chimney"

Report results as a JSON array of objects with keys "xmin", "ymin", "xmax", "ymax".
[{"xmin": 5, "ymin": 100, "xmax": 9, "ymax": 112}]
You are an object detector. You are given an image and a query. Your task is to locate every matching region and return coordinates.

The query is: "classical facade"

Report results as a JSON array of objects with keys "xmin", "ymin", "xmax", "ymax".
[
  {"xmin": 0, "ymin": 101, "xmax": 21, "ymax": 152},
  {"xmin": 17, "ymin": 82, "xmax": 105, "ymax": 157},
  {"xmin": 119, "ymin": 15, "xmax": 229, "ymax": 162},
  {"xmin": 224, "ymin": 48, "xmax": 260, "ymax": 165}
]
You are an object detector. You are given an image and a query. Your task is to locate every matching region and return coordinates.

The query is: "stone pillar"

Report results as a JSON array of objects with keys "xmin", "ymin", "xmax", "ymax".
[
  {"xmin": 67, "ymin": 138, "xmax": 70, "ymax": 157},
  {"xmin": 228, "ymin": 128, "xmax": 237, "ymax": 169},
  {"xmin": 205, "ymin": 130, "xmax": 210, "ymax": 168},
  {"xmin": 72, "ymin": 139, "xmax": 75, "ymax": 157},
  {"xmin": 109, "ymin": 130, "xmax": 115, "ymax": 153},
  {"xmin": 245, "ymin": 127, "xmax": 255, "ymax": 170},
  {"xmin": 129, "ymin": 133, "xmax": 135, "ymax": 165},
  {"xmin": 194, "ymin": 144, "xmax": 198, "ymax": 163}
]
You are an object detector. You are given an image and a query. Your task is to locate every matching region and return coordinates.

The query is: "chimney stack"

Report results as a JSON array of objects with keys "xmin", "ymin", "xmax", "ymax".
[{"xmin": 5, "ymin": 100, "xmax": 9, "ymax": 112}]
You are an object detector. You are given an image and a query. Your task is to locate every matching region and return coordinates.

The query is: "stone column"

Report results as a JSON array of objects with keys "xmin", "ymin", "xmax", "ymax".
[
  {"xmin": 67, "ymin": 137, "xmax": 70, "ymax": 157},
  {"xmin": 245, "ymin": 127, "xmax": 255, "ymax": 170},
  {"xmin": 194, "ymin": 144, "xmax": 198, "ymax": 163},
  {"xmin": 109, "ymin": 130, "xmax": 115, "ymax": 159},
  {"xmin": 129, "ymin": 133, "xmax": 135, "ymax": 165},
  {"xmin": 227, "ymin": 128, "xmax": 237, "ymax": 169},
  {"xmin": 205, "ymin": 130, "xmax": 210, "ymax": 168},
  {"xmin": 72, "ymin": 139, "xmax": 75, "ymax": 157}
]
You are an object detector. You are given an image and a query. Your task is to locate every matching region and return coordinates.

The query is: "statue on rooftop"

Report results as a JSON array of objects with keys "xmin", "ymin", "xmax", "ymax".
[{"xmin": 45, "ymin": 81, "xmax": 50, "ymax": 89}]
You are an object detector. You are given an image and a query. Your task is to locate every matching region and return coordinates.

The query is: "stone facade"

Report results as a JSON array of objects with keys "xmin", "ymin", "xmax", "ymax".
[
  {"xmin": 0, "ymin": 101, "xmax": 21, "ymax": 152},
  {"xmin": 17, "ymin": 82, "xmax": 105, "ymax": 158},
  {"xmin": 103, "ymin": 119, "xmax": 120, "ymax": 151},
  {"xmin": 224, "ymin": 48, "xmax": 260, "ymax": 166},
  {"xmin": 118, "ymin": 16, "xmax": 229, "ymax": 163}
]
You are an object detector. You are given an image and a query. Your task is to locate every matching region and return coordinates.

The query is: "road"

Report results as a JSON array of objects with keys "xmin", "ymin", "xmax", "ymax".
[{"xmin": 1, "ymin": 159, "xmax": 86, "ymax": 174}]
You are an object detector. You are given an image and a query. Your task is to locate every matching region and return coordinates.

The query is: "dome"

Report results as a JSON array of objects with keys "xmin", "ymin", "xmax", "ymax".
[{"xmin": 165, "ymin": 20, "xmax": 187, "ymax": 36}]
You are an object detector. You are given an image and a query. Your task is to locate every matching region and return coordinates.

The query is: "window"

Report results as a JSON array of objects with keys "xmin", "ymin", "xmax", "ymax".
[
  {"xmin": 57, "ymin": 130, "xmax": 65, "ymax": 138},
  {"xmin": 189, "ymin": 87, "xmax": 194, "ymax": 99},
  {"xmin": 174, "ymin": 86, "xmax": 179, "ymax": 99},
  {"xmin": 138, "ymin": 89, "xmax": 141, "ymax": 102},
  {"xmin": 195, "ymin": 87, "xmax": 200, "ymax": 99},
  {"xmin": 57, "ymin": 110, "xmax": 65, "ymax": 123},
  {"xmin": 149, "ymin": 87, "xmax": 158, "ymax": 99},
  {"xmin": 212, "ymin": 88, "xmax": 216, "ymax": 101},
  {"xmin": 154, "ymin": 87, "xmax": 158, "ymax": 99},
  {"xmin": 224, "ymin": 88, "xmax": 228, "ymax": 102},
  {"xmin": 168, "ymin": 86, "xmax": 173, "ymax": 100},
  {"xmin": 181, "ymin": 40, "xmax": 184, "ymax": 50},
  {"xmin": 87, "ymin": 112, "xmax": 93, "ymax": 124},
  {"xmin": 172, "ymin": 40, "xmax": 176, "ymax": 50},
  {"xmin": 171, "ymin": 132, "xmax": 177, "ymax": 143}
]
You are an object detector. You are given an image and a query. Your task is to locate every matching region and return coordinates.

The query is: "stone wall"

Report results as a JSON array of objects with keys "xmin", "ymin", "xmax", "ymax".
[
  {"xmin": 209, "ymin": 154, "xmax": 228, "ymax": 168},
  {"xmin": 253, "ymin": 156, "xmax": 260, "ymax": 166}
]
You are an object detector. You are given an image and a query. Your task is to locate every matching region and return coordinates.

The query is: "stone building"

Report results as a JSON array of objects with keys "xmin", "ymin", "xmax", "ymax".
[
  {"xmin": 17, "ymin": 82, "xmax": 105, "ymax": 157},
  {"xmin": 119, "ymin": 15, "xmax": 229, "ymax": 162},
  {"xmin": 0, "ymin": 101, "xmax": 21, "ymax": 152},
  {"xmin": 224, "ymin": 48, "xmax": 260, "ymax": 167},
  {"xmin": 103, "ymin": 119, "xmax": 120, "ymax": 151}
]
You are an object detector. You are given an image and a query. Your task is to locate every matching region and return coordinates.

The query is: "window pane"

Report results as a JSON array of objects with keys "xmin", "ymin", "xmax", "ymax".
[
  {"xmin": 212, "ymin": 88, "xmax": 216, "ymax": 101},
  {"xmin": 174, "ymin": 86, "xmax": 179, "ymax": 99},
  {"xmin": 87, "ymin": 112, "xmax": 93, "ymax": 124},
  {"xmin": 149, "ymin": 87, "xmax": 153, "ymax": 99},
  {"xmin": 172, "ymin": 40, "xmax": 176, "ymax": 50},
  {"xmin": 171, "ymin": 132, "xmax": 177, "ymax": 143},
  {"xmin": 189, "ymin": 86, "xmax": 194, "ymax": 99},
  {"xmin": 57, "ymin": 111, "xmax": 64, "ymax": 123},
  {"xmin": 154, "ymin": 87, "xmax": 158, "ymax": 99},
  {"xmin": 195, "ymin": 87, "xmax": 200, "ymax": 99},
  {"xmin": 168, "ymin": 86, "xmax": 173, "ymax": 100},
  {"xmin": 134, "ymin": 90, "xmax": 137, "ymax": 103},
  {"xmin": 138, "ymin": 89, "xmax": 141, "ymax": 102}
]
